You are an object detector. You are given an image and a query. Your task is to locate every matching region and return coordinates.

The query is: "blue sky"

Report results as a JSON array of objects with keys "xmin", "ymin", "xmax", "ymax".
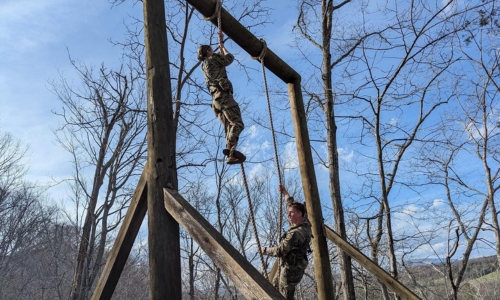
[
  {"xmin": 0, "ymin": 0, "xmax": 302, "ymax": 201},
  {"xmin": 0, "ymin": 0, "xmax": 145, "ymax": 198},
  {"xmin": 0, "ymin": 0, "xmax": 467, "ymax": 214}
]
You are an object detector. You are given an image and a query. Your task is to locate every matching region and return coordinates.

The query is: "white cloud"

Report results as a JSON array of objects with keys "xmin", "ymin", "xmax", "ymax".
[
  {"xmin": 440, "ymin": 0, "xmax": 459, "ymax": 17},
  {"xmin": 239, "ymin": 134, "xmax": 270, "ymax": 162},
  {"xmin": 388, "ymin": 117, "xmax": 398, "ymax": 126},
  {"xmin": 248, "ymin": 162, "xmax": 265, "ymax": 180},
  {"xmin": 248, "ymin": 124, "xmax": 259, "ymax": 138},
  {"xmin": 402, "ymin": 204, "xmax": 421, "ymax": 214},
  {"xmin": 412, "ymin": 241, "xmax": 447, "ymax": 259},
  {"xmin": 432, "ymin": 198, "xmax": 446, "ymax": 208},
  {"xmin": 338, "ymin": 147, "xmax": 354, "ymax": 163},
  {"xmin": 283, "ymin": 141, "xmax": 299, "ymax": 170}
]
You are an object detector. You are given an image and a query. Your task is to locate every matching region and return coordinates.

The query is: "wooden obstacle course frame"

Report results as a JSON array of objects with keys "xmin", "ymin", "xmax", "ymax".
[{"xmin": 91, "ymin": 0, "xmax": 422, "ymax": 299}]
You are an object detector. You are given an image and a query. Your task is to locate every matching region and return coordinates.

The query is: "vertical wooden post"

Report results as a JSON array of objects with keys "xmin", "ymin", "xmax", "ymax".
[
  {"xmin": 143, "ymin": 0, "xmax": 181, "ymax": 299},
  {"xmin": 288, "ymin": 80, "xmax": 336, "ymax": 300}
]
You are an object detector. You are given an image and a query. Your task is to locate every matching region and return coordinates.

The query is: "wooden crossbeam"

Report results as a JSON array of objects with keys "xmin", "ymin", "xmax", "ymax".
[
  {"xmin": 163, "ymin": 188, "xmax": 286, "ymax": 300},
  {"xmin": 186, "ymin": 0, "xmax": 299, "ymax": 83},
  {"xmin": 324, "ymin": 225, "xmax": 421, "ymax": 300},
  {"xmin": 91, "ymin": 170, "xmax": 148, "ymax": 300}
]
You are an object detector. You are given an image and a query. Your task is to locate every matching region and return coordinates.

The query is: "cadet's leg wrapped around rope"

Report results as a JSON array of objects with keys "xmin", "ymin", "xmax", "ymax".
[
  {"xmin": 212, "ymin": 91, "xmax": 245, "ymax": 163},
  {"xmin": 222, "ymin": 105, "xmax": 244, "ymax": 151}
]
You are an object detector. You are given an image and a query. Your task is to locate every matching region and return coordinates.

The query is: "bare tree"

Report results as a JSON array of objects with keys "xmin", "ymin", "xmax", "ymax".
[
  {"xmin": 179, "ymin": 179, "xmax": 215, "ymax": 299},
  {"xmin": 0, "ymin": 131, "xmax": 28, "ymax": 196},
  {"xmin": 294, "ymin": 0, "xmax": 358, "ymax": 298},
  {"xmin": 51, "ymin": 59, "xmax": 147, "ymax": 300},
  {"xmin": 414, "ymin": 134, "xmax": 490, "ymax": 299},
  {"xmin": 453, "ymin": 10, "xmax": 500, "ymax": 268},
  {"xmin": 411, "ymin": 11, "xmax": 500, "ymax": 298},
  {"xmin": 292, "ymin": 0, "xmax": 500, "ymax": 299},
  {"xmin": 0, "ymin": 131, "xmax": 60, "ymax": 299}
]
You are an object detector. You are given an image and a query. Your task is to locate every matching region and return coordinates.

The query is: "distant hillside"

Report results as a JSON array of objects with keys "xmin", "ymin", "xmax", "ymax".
[
  {"xmin": 400, "ymin": 255, "xmax": 500, "ymax": 300},
  {"xmin": 461, "ymin": 255, "xmax": 499, "ymax": 280},
  {"xmin": 406, "ymin": 255, "xmax": 497, "ymax": 280}
]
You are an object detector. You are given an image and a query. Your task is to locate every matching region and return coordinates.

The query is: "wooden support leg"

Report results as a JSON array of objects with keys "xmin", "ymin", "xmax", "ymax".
[
  {"xmin": 324, "ymin": 225, "xmax": 421, "ymax": 300},
  {"xmin": 163, "ymin": 188, "xmax": 286, "ymax": 300},
  {"xmin": 91, "ymin": 170, "xmax": 148, "ymax": 300}
]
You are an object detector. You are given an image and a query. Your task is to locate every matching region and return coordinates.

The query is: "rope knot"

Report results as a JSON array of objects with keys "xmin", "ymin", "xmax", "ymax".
[
  {"xmin": 251, "ymin": 39, "xmax": 268, "ymax": 63},
  {"xmin": 203, "ymin": 0, "xmax": 221, "ymax": 21}
]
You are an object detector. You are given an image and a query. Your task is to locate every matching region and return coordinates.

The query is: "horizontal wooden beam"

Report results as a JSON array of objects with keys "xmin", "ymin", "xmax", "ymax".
[
  {"xmin": 91, "ymin": 170, "xmax": 148, "ymax": 300},
  {"xmin": 186, "ymin": 0, "xmax": 300, "ymax": 83},
  {"xmin": 324, "ymin": 225, "xmax": 421, "ymax": 300},
  {"xmin": 164, "ymin": 188, "xmax": 285, "ymax": 300}
]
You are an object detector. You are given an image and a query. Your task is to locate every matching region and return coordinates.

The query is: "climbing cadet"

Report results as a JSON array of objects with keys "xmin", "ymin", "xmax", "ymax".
[
  {"xmin": 197, "ymin": 41, "xmax": 245, "ymax": 164},
  {"xmin": 261, "ymin": 185, "xmax": 312, "ymax": 300}
]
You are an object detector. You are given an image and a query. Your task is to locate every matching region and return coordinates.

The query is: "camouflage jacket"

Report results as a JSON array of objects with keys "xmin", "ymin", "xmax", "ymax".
[
  {"xmin": 202, "ymin": 52, "xmax": 234, "ymax": 94},
  {"xmin": 267, "ymin": 198, "xmax": 311, "ymax": 267}
]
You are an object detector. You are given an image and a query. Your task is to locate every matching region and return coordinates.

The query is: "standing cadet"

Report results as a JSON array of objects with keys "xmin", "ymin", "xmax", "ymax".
[
  {"xmin": 261, "ymin": 185, "xmax": 311, "ymax": 299},
  {"xmin": 197, "ymin": 41, "xmax": 245, "ymax": 164}
]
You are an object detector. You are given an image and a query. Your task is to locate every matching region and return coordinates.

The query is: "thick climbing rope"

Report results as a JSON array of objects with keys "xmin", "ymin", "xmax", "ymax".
[
  {"xmin": 240, "ymin": 163, "xmax": 268, "ymax": 279},
  {"xmin": 251, "ymin": 39, "xmax": 286, "ymax": 285},
  {"xmin": 251, "ymin": 39, "xmax": 285, "ymax": 238},
  {"xmin": 205, "ymin": 0, "xmax": 226, "ymax": 266},
  {"xmin": 203, "ymin": 0, "xmax": 223, "ymax": 46},
  {"xmin": 205, "ymin": 0, "xmax": 269, "ymax": 278}
]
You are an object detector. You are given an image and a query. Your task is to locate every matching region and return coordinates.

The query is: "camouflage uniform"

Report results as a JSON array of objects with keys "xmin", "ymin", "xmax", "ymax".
[
  {"xmin": 267, "ymin": 197, "xmax": 311, "ymax": 300},
  {"xmin": 201, "ymin": 52, "xmax": 244, "ymax": 152}
]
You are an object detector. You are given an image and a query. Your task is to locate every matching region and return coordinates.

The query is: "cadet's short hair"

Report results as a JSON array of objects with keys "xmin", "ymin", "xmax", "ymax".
[
  {"xmin": 289, "ymin": 201, "xmax": 306, "ymax": 217},
  {"xmin": 197, "ymin": 45, "xmax": 211, "ymax": 61}
]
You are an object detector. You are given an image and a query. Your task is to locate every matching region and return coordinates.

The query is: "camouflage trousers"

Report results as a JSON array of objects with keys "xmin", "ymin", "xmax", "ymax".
[
  {"xmin": 212, "ymin": 92, "xmax": 244, "ymax": 151},
  {"xmin": 272, "ymin": 260, "xmax": 307, "ymax": 300}
]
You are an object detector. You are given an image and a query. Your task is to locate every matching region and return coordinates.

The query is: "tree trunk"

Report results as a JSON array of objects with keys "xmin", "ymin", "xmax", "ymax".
[
  {"xmin": 485, "ymin": 168, "xmax": 500, "ymax": 267},
  {"xmin": 368, "ymin": 206, "xmax": 390, "ymax": 300},
  {"xmin": 69, "ymin": 137, "xmax": 110, "ymax": 300},
  {"xmin": 321, "ymin": 0, "xmax": 356, "ymax": 298}
]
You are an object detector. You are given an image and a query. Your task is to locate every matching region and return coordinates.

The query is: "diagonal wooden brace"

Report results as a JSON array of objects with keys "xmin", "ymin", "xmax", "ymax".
[{"xmin": 163, "ymin": 188, "xmax": 285, "ymax": 300}]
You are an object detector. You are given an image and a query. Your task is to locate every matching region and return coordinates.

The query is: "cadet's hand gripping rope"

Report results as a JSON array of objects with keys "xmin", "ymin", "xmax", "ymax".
[{"xmin": 203, "ymin": 0, "xmax": 223, "ymax": 46}]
